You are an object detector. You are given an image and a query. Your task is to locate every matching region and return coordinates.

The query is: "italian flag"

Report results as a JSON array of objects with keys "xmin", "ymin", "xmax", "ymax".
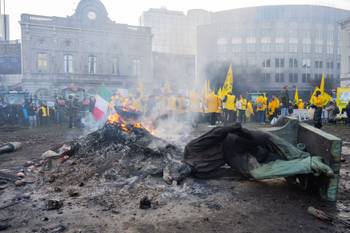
[{"xmin": 92, "ymin": 86, "xmax": 113, "ymax": 121}]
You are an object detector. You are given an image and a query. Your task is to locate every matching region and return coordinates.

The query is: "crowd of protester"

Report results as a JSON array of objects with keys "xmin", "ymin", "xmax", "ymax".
[
  {"xmin": 204, "ymin": 87, "xmax": 347, "ymax": 130},
  {"xmin": 0, "ymin": 95, "xmax": 95, "ymax": 129},
  {"xmin": 1, "ymin": 87, "xmax": 349, "ymax": 130}
]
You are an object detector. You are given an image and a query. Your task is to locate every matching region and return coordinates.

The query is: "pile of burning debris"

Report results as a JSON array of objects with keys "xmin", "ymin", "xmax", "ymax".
[
  {"xmin": 40, "ymin": 112, "xmax": 192, "ymax": 187},
  {"xmin": 34, "ymin": 112, "xmax": 339, "ymax": 206}
]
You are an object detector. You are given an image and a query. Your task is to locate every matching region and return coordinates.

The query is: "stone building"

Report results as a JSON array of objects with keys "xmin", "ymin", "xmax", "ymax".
[
  {"xmin": 20, "ymin": 0, "xmax": 152, "ymax": 97},
  {"xmin": 197, "ymin": 5, "xmax": 350, "ymax": 95}
]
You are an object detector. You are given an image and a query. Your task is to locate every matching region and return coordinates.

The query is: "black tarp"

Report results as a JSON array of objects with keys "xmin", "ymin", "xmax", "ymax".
[{"xmin": 183, "ymin": 123, "xmax": 284, "ymax": 176}]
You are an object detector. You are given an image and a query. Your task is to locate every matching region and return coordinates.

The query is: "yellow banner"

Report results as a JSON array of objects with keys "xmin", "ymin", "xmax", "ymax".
[
  {"xmin": 222, "ymin": 64, "xmax": 233, "ymax": 96},
  {"xmin": 336, "ymin": 87, "xmax": 350, "ymax": 111}
]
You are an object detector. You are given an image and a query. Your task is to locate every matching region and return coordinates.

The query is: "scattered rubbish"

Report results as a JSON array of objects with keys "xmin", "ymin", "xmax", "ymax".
[
  {"xmin": 39, "ymin": 224, "xmax": 66, "ymax": 233},
  {"xmin": 307, "ymin": 206, "xmax": 332, "ymax": 222},
  {"xmin": 16, "ymin": 172, "xmax": 25, "ymax": 178},
  {"xmin": 14, "ymin": 179, "xmax": 26, "ymax": 187},
  {"xmin": 47, "ymin": 175, "xmax": 56, "ymax": 183},
  {"xmin": 57, "ymin": 144, "xmax": 71, "ymax": 155},
  {"xmin": 46, "ymin": 200, "xmax": 63, "ymax": 210},
  {"xmin": 307, "ymin": 206, "xmax": 350, "ymax": 228},
  {"xmin": 0, "ymin": 142, "xmax": 22, "ymax": 155},
  {"xmin": 67, "ymin": 189, "xmax": 80, "ymax": 197},
  {"xmin": 206, "ymin": 202, "xmax": 222, "ymax": 210},
  {"xmin": 139, "ymin": 196, "xmax": 152, "ymax": 209},
  {"xmin": 41, "ymin": 150, "xmax": 60, "ymax": 159},
  {"xmin": 21, "ymin": 193, "xmax": 31, "ymax": 200},
  {"xmin": 27, "ymin": 165, "xmax": 36, "ymax": 173},
  {"xmin": 53, "ymin": 187, "xmax": 62, "ymax": 193},
  {"xmin": 24, "ymin": 161, "xmax": 35, "ymax": 167}
]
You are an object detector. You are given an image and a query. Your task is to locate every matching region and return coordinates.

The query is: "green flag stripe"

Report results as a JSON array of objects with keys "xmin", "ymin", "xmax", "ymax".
[{"xmin": 98, "ymin": 86, "xmax": 112, "ymax": 102}]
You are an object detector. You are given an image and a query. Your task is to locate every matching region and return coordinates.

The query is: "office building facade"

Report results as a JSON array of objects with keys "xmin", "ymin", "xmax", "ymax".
[
  {"xmin": 197, "ymin": 5, "xmax": 350, "ymax": 93},
  {"xmin": 340, "ymin": 17, "xmax": 350, "ymax": 87},
  {"xmin": 0, "ymin": 14, "xmax": 9, "ymax": 40}
]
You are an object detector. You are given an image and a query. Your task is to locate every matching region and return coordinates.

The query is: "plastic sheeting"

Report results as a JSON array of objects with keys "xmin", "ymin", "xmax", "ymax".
[{"xmin": 184, "ymin": 123, "xmax": 334, "ymax": 180}]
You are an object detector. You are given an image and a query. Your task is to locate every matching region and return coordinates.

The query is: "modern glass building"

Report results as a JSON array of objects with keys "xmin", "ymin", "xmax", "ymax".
[
  {"xmin": 340, "ymin": 17, "xmax": 350, "ymax": 87},
  {"xmin": 197, "ymin": 5, "xmax": 350, "ymax": 94}
]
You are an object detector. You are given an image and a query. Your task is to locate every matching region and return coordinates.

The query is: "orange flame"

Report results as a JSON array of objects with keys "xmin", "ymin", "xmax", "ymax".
[
  {"xmin": 107, "ymin": 113, "xmax": 129, "ymax": 132},
  {"xmin": 108, "ymin": 113, "xmax": 125, "ymax": 125},
  {"xmin": 133, "ymin": 123, "xmax": 143, "ymax": 129},
  {"xmin": 107, "ymin": 100, "xmax": 155, "ymax": 134},
  {"xmin": 120, "ymin": 123, "xmax": 129, "ymax": 132}
]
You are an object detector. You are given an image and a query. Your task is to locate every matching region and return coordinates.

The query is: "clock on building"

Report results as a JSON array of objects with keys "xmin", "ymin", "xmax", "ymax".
[{"xmin": 87, "ymin": 11, "xmax": 97, "ymax": 20}]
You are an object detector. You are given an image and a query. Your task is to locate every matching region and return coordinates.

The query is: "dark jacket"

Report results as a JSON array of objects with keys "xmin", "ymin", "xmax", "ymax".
[{"xmin": 281, "ymin": 90, "xmax": 289, "ymax": 107}]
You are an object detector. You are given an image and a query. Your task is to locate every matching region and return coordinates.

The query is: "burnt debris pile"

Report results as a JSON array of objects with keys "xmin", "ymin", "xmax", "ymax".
[{"xmin": 44, "ymin": 122, "xmax": 191, "ymax": 186}]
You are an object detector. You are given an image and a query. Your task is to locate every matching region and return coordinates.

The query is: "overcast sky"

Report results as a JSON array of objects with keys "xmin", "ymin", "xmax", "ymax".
[{"xmin": 2, "ymin": 0, "xmax": 350, "ymax": 40}]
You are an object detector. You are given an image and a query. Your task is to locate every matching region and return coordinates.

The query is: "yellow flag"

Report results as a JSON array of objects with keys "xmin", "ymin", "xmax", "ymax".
[
  {"xmin": 217, "ymin": 88, "xmax": 223, "ymax": 99},
  {"xmin": 222, "ymin": 64, "xmax": 233, "ymax": 96},
  {"xmin": 309, "ymin": 87, "xmax": 332, "ymax": 106},
  {"xmin": 309, "ymin": 87, "xmax": 320, "ymax": 105},
  {"xmin": 320, "ymin": 73, "xmax": 325, "ymax": 94},
  {"xmin": 294, "ymin": 87, "xmax": 299, "ymax": 104},
  {"xmin": 320, "ymin": 73, "xmax": 332, "ymax": 105}
]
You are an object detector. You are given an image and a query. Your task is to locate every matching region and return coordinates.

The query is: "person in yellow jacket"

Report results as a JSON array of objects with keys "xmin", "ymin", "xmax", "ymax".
[
  {"xmin": 311, "ymin": 90, "xmax": 325, "ymax": 129},
  {"xmin": 40, "ymin": 103, "xmax": 49, "ymax": 126},
  {"xmin": 268, "ymin": 96, "xmax": 280, "ymax": 120},
  {"xmin": 256, "ymin": 94, "xmax": 267, "ymax": 124},
  {"xmin": 236, "ymin": 95, "xmax": 247, "ymax": 123},
  {"xmin": 245, "ymin": 100, "xmax": 254, "ymax": 122},
  {"xmin": 297, "ymin": 99, "xmax": 304, "ymax": 110},
  {"xmin": 223, "ymin": 92, "xmax": 236, "ymax": 124},
  {"xmin": 206, "ymin": 93, "xmax": 220, "ymax": 126}
]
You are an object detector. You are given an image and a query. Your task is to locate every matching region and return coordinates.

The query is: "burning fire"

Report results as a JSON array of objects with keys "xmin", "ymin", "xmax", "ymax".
[
  {"xmin": 107, "ymin": 113, "xmax": 129, "ymax": 132},
  {"xmin": 108, "ymin": 113, "xmax": 124, "ymax": 125},
  {"xmin": 133, "ymin": 123, "xmax": 143, "ymax": 129},
  {"xmin": 107, "ymin": 97, "xmax": 156, "ymax": 134},
  {"xmin": 107, "ymin": 112, "xmax": 153, "ymax": 134}
]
